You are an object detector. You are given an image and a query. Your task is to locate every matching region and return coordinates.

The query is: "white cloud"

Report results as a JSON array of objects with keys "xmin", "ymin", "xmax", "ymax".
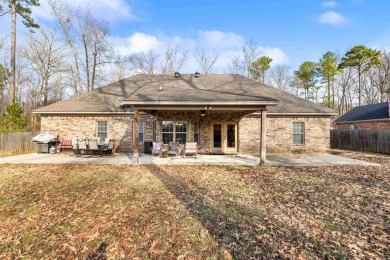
[
  {"xmin": 32, "ymin": 0, "xmax": 136, "ymax": 23},
  {"xmin": 109, "ymin": 30, "xmax": 289, "ymax": 73},
  {"xmin": 260, "ymin": 47, "xmax": 290, "ymax": 65},
  {"xmin": 321, "ymin": 1, "xmax": 337, "ymax": 8},
  {"xmin": 110, "ymin": 33, "xmax": 163, "ymax": 54},
  {"xmin": 318, "ymin": 11, "xmax": 349, "ymax": 27}
]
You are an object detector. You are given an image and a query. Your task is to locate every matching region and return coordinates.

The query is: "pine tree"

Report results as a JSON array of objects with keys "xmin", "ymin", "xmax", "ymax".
[
  {"xmin": 249, "ymin": 56, "xmax": 273, "ymax": 83},
  {"xmin": 1, "ymin": 0, "xmax": 40, "ymax": 103},
  {"xmin": 318, "ymin": 51, "xmax": 338, "ymax": 109},
  {"xmin": 338, "ymin": 45, "xmax": 381, "ymax": 106},
  {"xmin": 0, "ymin": 102, "xmax": 28, "ymax": 132}
]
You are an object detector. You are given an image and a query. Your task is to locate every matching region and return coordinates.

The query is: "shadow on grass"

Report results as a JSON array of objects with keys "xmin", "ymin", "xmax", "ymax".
[
  {"xmin": 86, "ymin": 242, "xmax": 107, "ymax": 260},
  {"xmin": 145, "ymin": 165, "xmax": 341, "ymax": 259}
]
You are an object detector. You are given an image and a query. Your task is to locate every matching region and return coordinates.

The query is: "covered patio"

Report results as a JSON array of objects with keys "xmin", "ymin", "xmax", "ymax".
[{"xmin": 121, "ymin": 101, "xmax": 273, "ymax": 165}]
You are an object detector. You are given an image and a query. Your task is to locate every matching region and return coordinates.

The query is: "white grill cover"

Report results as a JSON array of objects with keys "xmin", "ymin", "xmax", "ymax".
[{"xmin": 32, "ymin": 132, "xmax": 58, "ymax": 143}]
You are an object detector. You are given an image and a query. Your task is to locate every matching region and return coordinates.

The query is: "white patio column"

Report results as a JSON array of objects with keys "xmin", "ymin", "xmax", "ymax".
[
  {"xmin": 133, "ymin": 109, "xmax": 139, "ymax": 163},
  {"xmin": 260, "ymin": 110, "xmax": 267, "ymax": 165}
]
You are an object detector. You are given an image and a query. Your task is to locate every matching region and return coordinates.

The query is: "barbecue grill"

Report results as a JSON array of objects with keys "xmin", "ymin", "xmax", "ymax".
[{"xmin": 32, "ymin": 132, "xmax": 60, "ymax": 153}]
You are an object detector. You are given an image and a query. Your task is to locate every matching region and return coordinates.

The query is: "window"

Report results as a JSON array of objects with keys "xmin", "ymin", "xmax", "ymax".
[
  {"xmin": 194, "ymin": 122, "xmax": 199, "ymax": 143},
  {"xmin": 293, "ymin": 122, "xmax": 305, "ymax": 144},
  {"xmin": 132, "ymin": 121, "xmax": 145, "ymax": 143},
  {"xmin": 162, "ymin": 121, "xmax": 174, "ymax": 144},
  {"xmin": 349, "ymin": 124, "xmax": 357, "ymax": 130},
  {"xmin": 139, "ymin": 122, "xmax": 145, "ymax": 143},
  {"xmin": 97, "ymin": 121, "xmax": 107, "ymax": 139},
  {"xmin": 162, "ymin": 121, "xmax": 187, "ymax": 144}
]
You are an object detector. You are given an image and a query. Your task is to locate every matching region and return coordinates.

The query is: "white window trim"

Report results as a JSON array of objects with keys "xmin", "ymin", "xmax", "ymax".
[
  {"xmin": 162, "ymin": 121, "xmax": 187, "ymax": 144},
  {"xmin": 194, "ymin": 121, "xmax": 200, "ymax": 144},
  {"xmin": 96, "ymin": 121, "xmax": 108, "ymax": 139},
  {"xmin": 292, "ymin": 122, "xmax": 305, "ymax": 145}
]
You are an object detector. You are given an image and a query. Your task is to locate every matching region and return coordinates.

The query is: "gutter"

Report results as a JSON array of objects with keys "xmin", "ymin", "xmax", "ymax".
[
  {"xmin": 119, "ymin": 100, "xmax": 279, "ymax": 106},
  {"xmin": 34, "ymin": 111, "xmax": 337, "ymax": 117},
  {"xmin": 33, "ymin": 111, "xmax": 134, "ymax": 115},
  {"xmin": 253, "ymin": 112, "xmax": 338, "ymax": 116}
]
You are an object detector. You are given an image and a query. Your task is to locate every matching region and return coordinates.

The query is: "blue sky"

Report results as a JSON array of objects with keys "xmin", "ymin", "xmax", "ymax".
[{"xmin": 2, "ymin": 0, "xmax": 390, "ymax": 72}]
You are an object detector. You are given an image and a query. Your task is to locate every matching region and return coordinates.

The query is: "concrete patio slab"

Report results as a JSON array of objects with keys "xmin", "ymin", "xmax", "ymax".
[
  {"xmin": 0, "ymin": 152, "xmax": 380, "ymax": 166},
  {"xmin": 267, "ymin": 154, "xmax": 379, "ymax": 167},
  {"xmin": 0, "ymin": 153, "xmax": 132, "ymax": 165}
]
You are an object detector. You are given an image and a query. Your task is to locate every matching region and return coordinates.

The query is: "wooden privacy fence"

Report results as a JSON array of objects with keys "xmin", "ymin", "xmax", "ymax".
[
  {"xmin": 330, "ymin": 130, "xmax": 390, "ymax": 154},
  {"xmin": 0, "ymin": 132, "xmax": 36, "ymax": 157}
]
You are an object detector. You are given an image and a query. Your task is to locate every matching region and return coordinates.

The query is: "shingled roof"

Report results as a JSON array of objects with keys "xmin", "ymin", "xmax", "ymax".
[
  {"xmin": 334, "ymin": 102, "xmax": 389, "ymax": 123},
  {"xmin": 34, "ymin": 74, "xmax": 336, "ymax": 115}
]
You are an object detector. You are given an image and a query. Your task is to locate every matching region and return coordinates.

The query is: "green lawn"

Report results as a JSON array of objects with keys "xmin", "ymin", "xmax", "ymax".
[{"xmin": 0, "ymin": 162, "xmax": 389, "ymax": 258}]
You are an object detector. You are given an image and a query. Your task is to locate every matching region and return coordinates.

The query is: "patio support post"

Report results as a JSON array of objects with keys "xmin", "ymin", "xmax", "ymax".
[
  {"xmin": 134, "ymin": 109, "xmax": 139, "ymax": 163},
  {"xmin": 260, "ymin": 110, "xmax": 267, "ymax": 165}
]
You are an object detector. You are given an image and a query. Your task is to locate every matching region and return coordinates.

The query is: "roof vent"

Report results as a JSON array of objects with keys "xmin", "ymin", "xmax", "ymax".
[
  {"xmin": 194, "ymin": 71, "xmax": 200, "ymax": 78},
  {"xmin": 174, "ymin": 72, "xmax": 180, "ymax": 78}
]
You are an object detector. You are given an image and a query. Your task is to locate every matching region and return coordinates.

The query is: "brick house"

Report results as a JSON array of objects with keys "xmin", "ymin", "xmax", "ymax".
[
  {"xmin": 33, "ymin": 74, "xmax": 336, "ymax": 163},
  {"xmin": 333, "ymin": 102, "xmax": 390, "ymax": 130}
]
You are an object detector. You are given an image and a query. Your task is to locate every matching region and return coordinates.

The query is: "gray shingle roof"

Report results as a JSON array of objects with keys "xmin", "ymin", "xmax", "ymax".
[
  {"xmin": 34, "ymin": 74, "xmax": 336, "ymax": 114},
  {"xmin": 334, "ymin": 102, "xmax": 389, "ymax": 123}
]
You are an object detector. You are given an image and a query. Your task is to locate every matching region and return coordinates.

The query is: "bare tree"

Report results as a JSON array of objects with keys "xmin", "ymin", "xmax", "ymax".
[
  {"xmin": 193, "ymin": 48, "xmax": 220, "ymax": 74},
  {"xmin": 75, "ymin": 6, "xmax": 111, "ymax": 91},
  {"xmin": 129, "ymin": 50, "xmax": 160, "ymax": 74},
  {"xmin": 160, "ymin": 45, "xmax": 189, "ymax": 74},
  {"xmin": 289, "ymin": 74, "xmax": 304, "ymax": 98},
  {"xmin": 372, "ymin": 49, "xmax": 390, "ymax": 102},
  {"xmin": 335, "ymin": 67, "xmax": 356, "ymax": 115},
  {"xmin": 267, "ymin": 65, "xmax": 291, "ymax": 91},
  {"xmin": 228, "ymin": 40, "xmax": 262, "ymax": 78},
  {"xmin": 48, "ymin": 0, "xmax": 83, "ymax": 95},
  {"xmin": 129, "ymin": 45, "xmax": 189, "ymax": 75},
  {"xmin": 22, "ymin": 28, "xmax": 66, "ymax": 106},
  {"xmin": 105, "ymin": 55, "xmax": 132, "ymax": 82}
]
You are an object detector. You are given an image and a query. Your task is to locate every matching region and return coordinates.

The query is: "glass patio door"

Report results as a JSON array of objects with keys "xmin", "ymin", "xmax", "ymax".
[{"xmin": 211, "ymin": 122, "xmax": 237, "ymax": 153}]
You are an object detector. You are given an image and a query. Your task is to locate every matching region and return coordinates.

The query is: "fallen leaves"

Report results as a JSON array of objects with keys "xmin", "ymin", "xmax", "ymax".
[{"xmin": 0, "ymin": 156, "xmax": 389, "ymax": 259}]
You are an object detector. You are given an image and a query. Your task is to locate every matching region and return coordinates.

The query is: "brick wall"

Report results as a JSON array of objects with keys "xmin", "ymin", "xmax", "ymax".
[
  {"xmin": 239, "ymin": 115, "xmax": 332, "ymax": 153},
  {"xmin": 41, "ymin": 115, "xmax": 133, "ymax": 152},
  {"xmin": 335, "ymin": 120, "xmax": 390, "ymax": 130},
  {"xmin": 41, "ymin": 113, "xmax": 331, "ymax": 154}
]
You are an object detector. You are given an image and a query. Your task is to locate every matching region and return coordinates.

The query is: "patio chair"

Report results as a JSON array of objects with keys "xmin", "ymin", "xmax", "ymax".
[
  {"xmin": 78, "ymin": 139, "xmax": 88, "ymax": 155},
  {"xmin": 71, "ymin": 138, "xmax": 79, "ymax": 155},
  {"xmin": 167, "ymin": 142, "xmax": 179, "ymax": 157},
  {"xmin": 102, "ymin": 139, "xmax": 115, "ymax": 155},
  {"xmin": 88, "ymin": 139, "xmax": 100, "ymax": 155},
  {"xmin": 184, "ymin": 142, "xmax": 198, "ymax": 158},
  {"xmin": 152, "ymin": 142, "xmax": 163, "ymax": 157}
]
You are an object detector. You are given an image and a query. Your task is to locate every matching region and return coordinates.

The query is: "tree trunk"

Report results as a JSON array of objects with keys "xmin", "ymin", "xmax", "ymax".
[
  {"xmin": 332, "ymin": 79, "xmax": 335, "ymax": 109},
  {"xmin": 327, "ymin": 74, "xmax": 331, "ymax": 108},
  {"xmin": 358, "ymin": 66, "xmax": 362, "ymax": 106},
  {"xmin": 83, "ymin": 35, "xmax": 90, "ymax": 91},
  {"xmin": 91, "ymin": 52, "xmax": 97, "ymax": 91},
  {"xmin": 10, "ymin": 0, "xmax": 16, "ymax": 104}
]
